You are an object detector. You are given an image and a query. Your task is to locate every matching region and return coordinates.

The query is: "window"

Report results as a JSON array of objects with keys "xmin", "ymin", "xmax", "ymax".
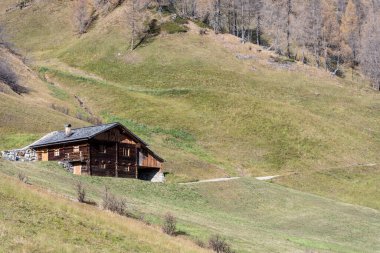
[
  {"xmin": 54, "ymin": 149, "xmax": 60, "ymax": 157},
  {"xmin": 99, "ymin": 145, "xmax": 106, "ymax": 154},
  {"xmin": 122, "ymin": 148, "xmax": 130, "ymax": 157},
  {"xmin": 73, "ymin": 146, "xmax": 80, "ymax": 153}
]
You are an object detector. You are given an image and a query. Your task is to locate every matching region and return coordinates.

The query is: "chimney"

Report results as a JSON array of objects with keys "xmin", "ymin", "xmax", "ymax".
[{"xmin": 65, "ymin": 124, "xmax": 72, "ymax": 137}]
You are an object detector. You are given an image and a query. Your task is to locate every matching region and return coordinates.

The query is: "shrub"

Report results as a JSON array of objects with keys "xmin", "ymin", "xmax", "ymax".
[
  {"xmin": 16, "ymin": 0, "xmax": 33, "ymax": 9},
  {"xmin": 50, "ymin": 104, "xmax": 69, "ymax": 115},
  {"xmin": 147, "ymin": 19, "xmax": 160, "ymax": 35},
  {"xmin": 17, "ymin": 172, "xmax": 29, "ymax": 184},
  {"xmin": 0, "ymin": 60, "xmax": 29, "ymax": 94},
  {"xmin": 194, "ymin": 20, "xmax": 210, "ymax": 29},
  {"xmin": 194, "ymin": 238, "xmax": 206, "ymax": 248},
  {"xmin": 102, "ymin": 186, "xmax": 127, "ymax": 215},
  {"xmin": 174, "ymin": 16, "xmax": 188, "ymax": 25},
  {"xmin": 162, "ymin": 212, "xmax": 177, "ymax": 236},
  {"xmin": 160, "ymin": 21, "xmax": 188, "ymax": 34},
  {"xmin": 76, "ymin": 181, "xmax": 86, "ymax": 203},
  {"xmin": 208, "ymin": 234, "xmax": 233, "ymax": 253}
]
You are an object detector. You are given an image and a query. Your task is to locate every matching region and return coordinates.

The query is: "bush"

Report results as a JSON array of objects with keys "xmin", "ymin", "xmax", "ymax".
[
  {"xmin": 16, "ymin": 0, "xmax": 33, "ymax": 9},
  {"xmin": 17, "ymin": 172, "xmax": 29, "ymax": 184},
  {"xmin": 76, "ymin": 181, "xmax": 86, "ymax": 203},
  {"xmin": 162, "ymin": 212, "xmax": 177, "ymax": 236},
  {"xmin": 147, "ymin": 19, "xmax": 160, "ymax": 35},
  {"xmin": 0, "ymin": 60, "xmax": 29, "ymax": 94},
  {"xmin": 161, "ymin": 21, "xmax": 189, "ymax": 34},
  {"xmin": 174, "ymin": 16, "xmax": 188, "ymax": 25},
  {"xmin": 194, "ymin": 238, "xmax": 206, "ymax": 248},
  {"xmin": 50, "ymin": 104, "xmax": 69, "ymax": 115},
  {"xmin": 194, "ymin": 20, "xmax": 210, "ymax": 29},
  {"xmin": 102, "ymin": 186, "xmax": 127, "ymax": 215},
  {"xmin": 209, "ymin": 234, "xmax": 233, "ymax": 253}
]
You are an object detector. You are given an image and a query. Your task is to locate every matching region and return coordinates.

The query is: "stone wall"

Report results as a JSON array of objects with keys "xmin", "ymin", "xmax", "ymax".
[{"xmin": 1, "ymin": 148, "xmax": 36, "ymax": 161}]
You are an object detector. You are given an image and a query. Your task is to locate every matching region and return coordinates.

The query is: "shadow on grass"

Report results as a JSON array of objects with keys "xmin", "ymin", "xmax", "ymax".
[
  {"xmin": 83, "ymin": 200, "xmax": 97, "ymax": 206},
  {"xmin": 174, "ymin": 230, "xmax": 189, "ymax": 236}
]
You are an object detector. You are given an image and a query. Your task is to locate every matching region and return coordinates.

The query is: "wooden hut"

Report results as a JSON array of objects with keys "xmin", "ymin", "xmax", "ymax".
[{"xmin": 30, "ymin": 123, "xmax": 164, "ymax": 181}]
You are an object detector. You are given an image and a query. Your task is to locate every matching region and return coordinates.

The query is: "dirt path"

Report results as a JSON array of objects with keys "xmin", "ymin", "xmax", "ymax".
[
  {"xmin": 179, "ymin": 177, "xmax": 241, "ymax": 185},
  {"xmin": 255, "ymin": 175, "xmax": 280, "ymax": 181},
  {"xmin": 180, "ymin": 175, "xmax": 281, "ymax": 185}
]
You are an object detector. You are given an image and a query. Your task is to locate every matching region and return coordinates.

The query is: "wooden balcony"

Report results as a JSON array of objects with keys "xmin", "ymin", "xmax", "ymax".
[{"xmin": 63, "ymin": 152, "xmax": 89, "ymax": 162}]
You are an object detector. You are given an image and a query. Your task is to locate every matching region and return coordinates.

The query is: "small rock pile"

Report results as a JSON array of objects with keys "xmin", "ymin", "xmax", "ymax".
[{"xmin": 58, "ymin": 161, "xmax": 74, "ymax": 173}]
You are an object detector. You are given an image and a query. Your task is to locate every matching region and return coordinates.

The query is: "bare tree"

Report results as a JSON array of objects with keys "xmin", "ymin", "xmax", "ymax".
[
  {"xmin": 285, "ymin": 0, "xmax": 293, "ymax": 58},
  {"xmin": 360, "ymin": 7, "xmax": 380, "ymax": 89},
  {"xmin": 74, "ymin": 0, "xmax": 95, "ymax": 34},
  {"xmin": 211, "ymin": 0, "xmax": 222, "ymax": 33},
  {"xmin": 161, "ymin": 212, "xmax": 177, "ymax": 236},
  {"xmin": 126, "ymin": 0, "xmax": 143, "ymax": 51},
  {"xmin": 102, "ymin": 186, "xmax": 127, "ymax": 215},
  {"xmin": 76, "ymin": 181, "xmax": 86, "ymax": 203}
]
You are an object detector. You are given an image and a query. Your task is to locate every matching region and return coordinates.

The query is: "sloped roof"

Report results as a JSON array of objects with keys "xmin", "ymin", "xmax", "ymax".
[
  {"xmin": 30, "ymin": 122, "xmax": 147, "ymax": 147},
  {"xmin": 30, "ymin": 122, "xmax": 164, "ymax": 162}
]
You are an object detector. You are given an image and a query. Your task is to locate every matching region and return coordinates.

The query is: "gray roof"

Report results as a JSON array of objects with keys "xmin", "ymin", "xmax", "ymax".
[{"xmin": 30, "ymin": 122, "xmax": 148, "ymax": 148}]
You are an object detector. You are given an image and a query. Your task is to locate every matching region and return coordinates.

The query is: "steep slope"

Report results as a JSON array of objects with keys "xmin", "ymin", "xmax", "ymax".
[
  {"xmin": 0, "ymin": 0, "xmax": 379, "ymax": 208},
  {"xmin": 1, "ymin": 160, "xmax": 379, "ymax": 253},
  {"xmin": 0, "ymin": 46, "xmax": 88, "ymax": 150}
]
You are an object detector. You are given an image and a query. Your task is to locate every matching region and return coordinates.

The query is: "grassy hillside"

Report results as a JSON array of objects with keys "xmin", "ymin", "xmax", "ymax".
[
  {"xmin": 1, "ymin": 160, "xmax": 379, "ymax": 253},
  {"xmin": 0, "ymin": 0, "xmax": 379, "ymax": 208},
  {"xmin": 0, "ymin": 172, "xmax": 208, "ymax": 253},
  {"xmin": 0, "ymin": 45, "xmax": 88, "ymax": 150}
]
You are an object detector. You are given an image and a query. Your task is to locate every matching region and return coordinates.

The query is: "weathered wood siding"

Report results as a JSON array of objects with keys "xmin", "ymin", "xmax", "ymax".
[
  {"xmin": 93, "ymin": 128, "xmax": 136, "ymax": 144},
  {"xmin": 89, "ymin": 141, "xmax": 137, "ymax": 178},
  {"xmin": 35, "ymin": 125, "xmax": 163, "ymax": 179},
  {"xmin": 139, "ymin": 149, "xmax": 162, "ymax": 168},
  {"xmin": 35, "ymin": 143, "xmax": 91, "ymax": 174}
]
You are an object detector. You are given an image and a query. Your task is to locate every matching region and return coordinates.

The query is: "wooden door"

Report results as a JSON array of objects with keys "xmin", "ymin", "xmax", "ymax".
[
  {"xmin": 73, "ymin": 165, "xmax": 82, "ymax": 175},
  {"xmin": 42, "ymin": 151, "xmax": 48, "ymax": 161}
]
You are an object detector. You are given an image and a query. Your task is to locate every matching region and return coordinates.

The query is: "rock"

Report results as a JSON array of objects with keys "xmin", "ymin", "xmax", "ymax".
[
  {"xmin": 236, "ymin": 54, "xmax": 256, "ymax": 60},
  {"xmin": 151, "ymin": 171, "xmax": 165, "ymax": 183}
]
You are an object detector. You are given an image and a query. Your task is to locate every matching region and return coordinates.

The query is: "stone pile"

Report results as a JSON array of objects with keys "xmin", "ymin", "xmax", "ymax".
[
  {"xmin": 1, "ymin": 148, "xmax": 37, "ymax": 162},
  {"xmin": 58, "ymin": 161, "xmax": 74, "ymax": 173}
]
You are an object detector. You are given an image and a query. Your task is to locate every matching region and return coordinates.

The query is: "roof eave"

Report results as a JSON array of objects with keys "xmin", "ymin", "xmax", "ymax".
[{"xmin": 30, "ymin": 138, "xmax": 89, "ymax": 149}]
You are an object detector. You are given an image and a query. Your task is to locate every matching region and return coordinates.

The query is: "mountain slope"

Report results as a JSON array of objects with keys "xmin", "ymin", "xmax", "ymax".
[
  {"xmin": 0, "ymin": 172, "xmax": 208, "ymax": 253},
  {"xmin": 0, "ymin": 0, "xmax": 379, "ymax": 208},
  {"xmin": 1, "ymin": 160, "xmax": 379, "ymax": 253},
  {"xmin": 0, "ymin": 46, "xmax": 88, "ymax": 150}
]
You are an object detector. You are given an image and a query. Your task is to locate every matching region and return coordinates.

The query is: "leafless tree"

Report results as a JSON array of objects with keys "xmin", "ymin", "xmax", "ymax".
[
  {"xmin": 74, "ymin": 0, "xmax": 96, "ymax": 34},
  {"xmin": 76, "ymin": 181, "xmax": 86, "ymax": 203},
  {"xmin": 360, "ymin": 7, "xmax": 380, "ymax": 89},
  {"xmin": 102, "ymin": 186, "xmax": 127, "ymax": 215},
  {"xmin": 125, "ymin": 0, "xmax": 148, "ymax": 51},
  {"xmin": 162, "ymin": 212, "xmax": 177, "ymax": 235}
]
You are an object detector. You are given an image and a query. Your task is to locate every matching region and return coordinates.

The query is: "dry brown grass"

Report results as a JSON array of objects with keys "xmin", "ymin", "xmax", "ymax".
[{"xmin": 0, "ymin": 174, "xmax": 209, "ymax": 253}]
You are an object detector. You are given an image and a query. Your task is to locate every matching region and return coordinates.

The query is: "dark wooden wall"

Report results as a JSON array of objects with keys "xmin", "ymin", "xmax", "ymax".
[
  {"xmin": 35, "ymin": 126, "xmax": 163, "ymax": 179},
  {"xmin": 89, "ymin": 141, "xmax": 137, "ymax": 178}
]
